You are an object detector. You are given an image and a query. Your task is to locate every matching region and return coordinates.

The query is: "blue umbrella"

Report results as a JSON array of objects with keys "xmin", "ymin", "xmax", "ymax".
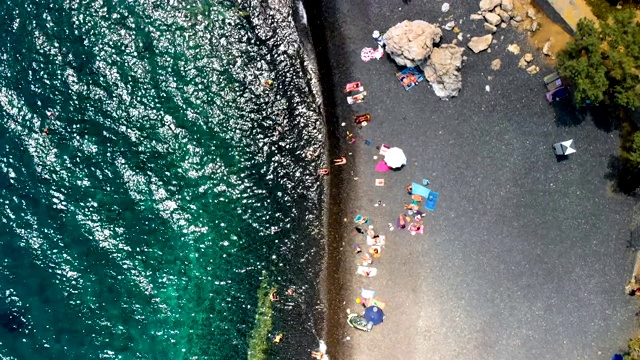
[{"xmin": 363, "ymin": 306, "xmax": 384, "ymax": 325}]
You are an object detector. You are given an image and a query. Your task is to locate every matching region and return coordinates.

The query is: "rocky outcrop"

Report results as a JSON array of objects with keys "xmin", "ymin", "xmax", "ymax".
[
  {"xmin": 383, "ymin": 21, "xmax": 443, "ymax": 67},
  {"xmin": 467, "ymin": 35, "xmax": 493, "ymax": 53},
  {"xmin": 479, "ymin": 0, "xmax": 502, "ymax": 11},
  {"xmin": 423, "ymin": 44, "xmax": 465, "ymax": 99}
]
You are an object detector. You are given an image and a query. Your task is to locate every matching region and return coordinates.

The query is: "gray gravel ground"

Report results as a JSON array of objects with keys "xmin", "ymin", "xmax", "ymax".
[{"xmin": 309, "ymin": 0, "xmax": 638, "ymax": 359}]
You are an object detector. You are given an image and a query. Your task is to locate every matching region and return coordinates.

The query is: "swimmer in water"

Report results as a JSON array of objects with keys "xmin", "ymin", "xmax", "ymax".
[{"xmin": 269, "ymin": 290, "xmax": 279, "ymax": 302}]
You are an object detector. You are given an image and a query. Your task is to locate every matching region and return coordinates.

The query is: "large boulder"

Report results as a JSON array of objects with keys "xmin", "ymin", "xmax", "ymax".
[
  {"xmin": 383, "ymin": 20, "xmax": 443, "ymax": 67},
  {"xmin": 423, "ymin": 44, "xmax": 465, "ymax": 99}
]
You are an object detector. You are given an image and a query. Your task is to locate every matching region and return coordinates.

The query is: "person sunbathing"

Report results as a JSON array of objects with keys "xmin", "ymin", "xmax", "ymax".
[
  {"xmin": 404, "ymin": 203, "xmax": 418, "ymax": 211},
  {"xmin": 333, "ymin": 157, "xmax": 347, "ymax": 165},
  {"xmin": 398, "ymin": 214, "xmax": 407, "ymax": 229}
]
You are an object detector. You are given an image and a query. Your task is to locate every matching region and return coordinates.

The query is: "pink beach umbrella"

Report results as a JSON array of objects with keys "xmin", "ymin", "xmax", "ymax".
[{"xmin": 375, "ymin": 160, "xmax": 391, "ymax": 172}]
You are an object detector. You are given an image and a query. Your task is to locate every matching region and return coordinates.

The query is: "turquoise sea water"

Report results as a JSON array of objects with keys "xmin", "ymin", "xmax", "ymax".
[{"xmin": 0, "ymin": 0, "xmax": 325, "ymax": 358}]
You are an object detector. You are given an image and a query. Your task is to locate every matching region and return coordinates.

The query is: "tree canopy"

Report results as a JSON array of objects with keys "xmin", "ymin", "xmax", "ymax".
[{"xmin": 557, "ymin": 10, "xmax": 640, "ymax": 109}]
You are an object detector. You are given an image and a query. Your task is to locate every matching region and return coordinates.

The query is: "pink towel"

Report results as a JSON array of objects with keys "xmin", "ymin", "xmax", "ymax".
[{"xmin": 375, "ymin": 160, "xmax": 391, "ymax": 172}]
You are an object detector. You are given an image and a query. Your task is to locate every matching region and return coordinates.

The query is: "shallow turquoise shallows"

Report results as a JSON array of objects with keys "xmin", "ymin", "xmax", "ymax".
[{"xmin": 0, "ymin": 0, "xmax": 324, "ymax": 358}]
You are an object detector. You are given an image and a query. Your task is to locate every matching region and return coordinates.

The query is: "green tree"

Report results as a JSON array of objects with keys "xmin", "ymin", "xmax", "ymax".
[
  {"xmin": 557, "ymin": 10, "xmax": 640, "ymax": 109},
  {"xmin": 557, "ymin": 18, "xmax": 608, "ymax": 105},
  {"xmin": 600, "ymin": 10, "xmax": 640, "ymax": 108}
]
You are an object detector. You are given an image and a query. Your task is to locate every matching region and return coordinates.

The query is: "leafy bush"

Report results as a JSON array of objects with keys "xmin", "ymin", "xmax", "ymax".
[{"xmin": 557, "ymin": 10, "xmax": 640, "ymax": 109}]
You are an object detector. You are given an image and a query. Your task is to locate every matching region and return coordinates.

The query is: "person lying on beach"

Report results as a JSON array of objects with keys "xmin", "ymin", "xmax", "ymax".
[
  {"xmin": 270, "ymin": 290, "xmax": 279, "ymax": 302},
  {"xmin": 398, "ymin": 214, "xmax": 407, "ymax": 229},
  {"xmin": 333, "ymin": 157, "xmax": 347, "ymax": 165},
  {"xmin": 360, "ymin": 253, "xmax": 373, "ymax": 266},
  {"xmin": 369, "ymin": 246, "xmax": 381, "ymax": 257},
  {"xmin": 406, "ymin": 184, "xmax": 413, "ymax": 195},
  {"xmin": 311, "ymin": 351, "xmax": 325, "ymax": 359},
  {"xmin": 404, "ymin": 203, "xmax": 419, "ymax": 211}
]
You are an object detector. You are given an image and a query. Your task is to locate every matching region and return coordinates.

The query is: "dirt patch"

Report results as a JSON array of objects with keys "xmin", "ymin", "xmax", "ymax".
[{"xmin": 510, "ymin": 0, "xmax": 576, "ymax": 65}]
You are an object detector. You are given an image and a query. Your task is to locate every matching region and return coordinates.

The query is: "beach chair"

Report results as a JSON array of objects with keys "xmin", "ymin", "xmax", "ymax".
[
  {"xmin": 344, "ymin": 81, "xmax": 363, "ymax": 93},
  {"xmin": 543, "ymin": 71, "xmax": 569, "ymax": 103},
  {"xmin": 354, "ymin": 113, "xmax": 371, "ymax": 125},
  {"xmin": 395, "ymin": 67, "xmax": 425, "ymax": 90},
  {"xmin": 347, "ymin": 91, "xmax": 367, "ymax": 104}
]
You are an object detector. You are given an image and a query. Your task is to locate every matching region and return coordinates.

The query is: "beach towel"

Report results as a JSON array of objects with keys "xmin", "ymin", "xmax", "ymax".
[
  {"xmin": 411, "ymin": 182, "xmax": 431, "ymax": 198},
  {"xmin": 395, "ymin": 67, "xmax": 425, "ymax": 90},
  {"xmin": 360, "ymin": 47, "xmax": 385, "ymax": 62},
  {"xmin": 425, "ymin": 191, "xmax": 439, "ymax": 211},
  {"xmin": 357, "ymin": 266, "xmax": 377, "ymax": 277},
  {"xmin": 361, "ymin": 288, "xmax": 376, "ymax": 299},
  {"xmin": 375, "ymin": 160, "xmax": 391, "ymax": 172}
]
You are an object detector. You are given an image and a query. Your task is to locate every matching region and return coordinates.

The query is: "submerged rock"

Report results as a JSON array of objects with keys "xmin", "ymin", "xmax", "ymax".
[
  {"xmin": 383, "ymin": 20, "xmax": 443, "ymax": 67},
  {"xmin": 507, "ymin": 43, "xmax": 520, "ymax": 55},
  {"xmin": 423, "ymin": 44, "xmax": 465, "ymax": 99},
  {"xmin": 484, "ymin": 23, "xmax": 498, "ymax": 33},
  {"xmin": 467, "ymin": 34, "xmax": 493, "ymax": 53},
  {"xmin": 491, "ymin": 58, "xmax": 501, "ymax": 70}
]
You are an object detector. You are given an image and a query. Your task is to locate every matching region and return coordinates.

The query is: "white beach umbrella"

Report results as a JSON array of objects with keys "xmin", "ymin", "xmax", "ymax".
[{"xmin": 384, "ymin": 147, "xmax": 407, "ymax": 168}]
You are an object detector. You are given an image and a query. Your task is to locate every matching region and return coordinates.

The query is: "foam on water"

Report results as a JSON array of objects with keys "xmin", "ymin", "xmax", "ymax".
[{"xmin": 0, "ymin": 0, "xmax": 324, "ymax": 358}]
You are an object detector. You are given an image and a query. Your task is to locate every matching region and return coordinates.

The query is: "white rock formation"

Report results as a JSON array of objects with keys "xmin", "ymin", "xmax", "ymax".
[
  {"xmin": 501, "ymin": 0, "xmax": 514, "ymax": 11},
  {"xmin": 484, "ymin": 12, "xmax": 502, "ymax": 26},
  {"xmin": 383, "ymin": 21, "xmax": 443, "ymax": 67},
  {"xmin": 484, "ymin": 23, "xmax": 498, "ymax": 33},
  {"xmin": 479, "ymin": 0, "xmax": 502, "ymax": 11},
  {"xmin": 423, "ymin": 44, "xmax": 465, "ymax": 99},
  {"xmin": 467, "ymin": 35, "xmax": 493, "ymax": 53}
]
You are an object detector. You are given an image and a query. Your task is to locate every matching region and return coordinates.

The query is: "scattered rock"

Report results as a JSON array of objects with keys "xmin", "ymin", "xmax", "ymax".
[
  {"xmin": 526, "ymin": 65, "xmax": 540, "ymax": 75},
  {"xmin": 531, "ymin": 21, "xmax": 539, "ymax": 32},
  {"xmin": 518, "ymin": 53, "xmax": 533, "ymax": 68},
  {"xmin": 484, "ymin": 12, "xmax": 502, "ymax": 26},
  {"xmin": 484, "ymin": 23, "xmax": 497, "ymax": 33},
  {"xmin": 457, "ymin": 33, "xmax": 464, "ymax": 41},
  {"xmin": 527, "ymin": 8, "xmax": 536, "ymax": 19},
  {"xmin": 485, "ymin": 85, "xmax": 491, "ymax": 92},
  {"xmin": 467, "ymin": 34, "xmax": 493, "ymax": 53},
  {"xmin": 442, "ymin": 2, "xmax": 450, "ymax": 12},
  {"xmin": 424, "ymin": 44, "xmax": 465, "ymax": 99},
  {"xmin": 501, "ymin": 0, "xmax": 514, "ymax": 11},
  {"xmin": 383, "ymin": 20, "xmax": 443, "ymax": 67},
  {"xmin": 500, "ymin": 23, "xmax": 507, "ymax": 28},
  {"xmin": 491, "ymin": 58, "xmax": 501, "ymax": 70},
  {"xmin": 470, "ymin": 14, "xmax": 484, "ymax": 20},
  {"xmin": 542, "ymin": 41, "xmax": 552, "ymax": 56},
  {"xmin": 507, "ymin": 43, "xmax": 520, "ymax": 55},
  {"xmin": 444, "ymin": 21, "xmax": 456, "ymax": 30},
  {"xmin": 495, "ymin": 8, "xmax": 511, "ymax": 23},
  {"xmin": 479, "ymin": 0, "xmax": 502, "ymax": 11},
  {"xmin": 512, "ymin": 15, "xmax": 522, "ymax": 22},
  {"xmin": 510, "ymin": 20, "xmax": 519, "ymax": 27},
  {"xmin": 518, "ymin": 57, "xmax": 528, "ymax": 68}
]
